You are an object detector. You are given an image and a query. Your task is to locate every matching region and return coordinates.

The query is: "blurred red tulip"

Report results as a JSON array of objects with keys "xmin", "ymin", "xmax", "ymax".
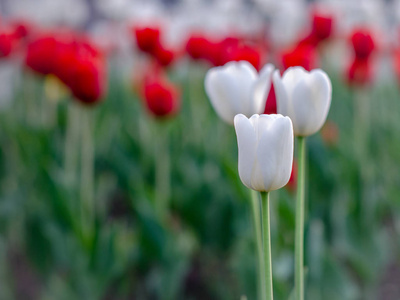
[
  {"xmin": 263, "ymin": 83, "xmax": 277, "ymax": 114},
  {"xmin": 186, "ymin": 34, "xmax": 213, "ymax": 60},
  {"xmin": 133, "ymin": 26, "xmax": 161, "ymax": 54},
  {"xmin": 52, "ymin": 41, "xmax": 78, "ymax": 84},
  {"xmin": 205, "ymin": 36, "xmax": 240, "ymax": 67},
  {"xmin": 54, "ymin": 36, "xmax": 102, "ymax": 83},
  {"xmin": 153, "ymin": 45, "xmax": 175, "ymax": 67},
  {"xmin": 394, "ymin": 51, "xmax": 400, "ymax": 82},
  {"xmin": 133, "ymin": 25, "xmax": 176, "ymax": 67},
  {"xmin": 298, "ymin": 34, "xmax": 320, "ymax": 48},
  {"xmin": 142, "ymin": 77, "xmax": 180, "ymax": 117},
  {"xmin": 350, "ymin": 29, "xmax": 375, "ymax": 60},
  {"xmin": 68, "ymin": 57, "xmax": 106, "ymax": 104},
  {"xmin": 298, "ymin": 10, "xmax": 334, "ymax": 48},
  {"xmin": 282, "ymin": 44, "xmax": 318, "ymax": 71},
  {"xmin": 311, "ymin": 12, "xmax": 334, "ymax": 42},
  {"xmin": 185, "ymin": 33, "xmax": 265, "ymax": 69},
  {"xmin": 346, "ymin": 58, "xmax": 372, "ymax": 86},
  {"xmin": 0, "ymin": 33, "xmax": 15, "ymax": 58},
  {"xmin": 225, "ymin": 44, "xmax": 263, "ymax": 71},
  {"xmin": 186, "ymin": 34, "xmax": 247, "ymax": 67},
  {"xmin": 25, "ymin": 31, "xmax": 107, "ymax": 104},
  {"xmin": 25, "ymin": 35, "xmax": 58, "ymax": 74},
  {"xmin": 10, "ymin": 20, "xmax": 32, "ymax": 40}
]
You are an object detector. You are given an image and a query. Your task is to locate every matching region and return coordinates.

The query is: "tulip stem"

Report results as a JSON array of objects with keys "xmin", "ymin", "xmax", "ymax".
[
  {"xmin": 295, "ymin": 136, "xmax": 306, "ymax": 300},
  {"xmin": 260, "ymin": 191, "xmax": 273, "ymax": 300},
  {"xmin": 64, "ymin": 102, "xmax": 80, "ymax": 187},
  {"xmin": 155, "ymin": 121, "xmax": 170, "ymax": 221},
  {"xmin": 80, "ymin": 106, "xmax": 95, "ymax": 242},
  {"xmin": 251, "ymin": 190, "xmax": 266, "ymax": 300}
]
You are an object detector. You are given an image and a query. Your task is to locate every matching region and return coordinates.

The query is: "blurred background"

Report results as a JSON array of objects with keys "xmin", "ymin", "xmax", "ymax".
[{"xmin": 0, "ymin": 0, "xmax": 399, "ymax": 299}]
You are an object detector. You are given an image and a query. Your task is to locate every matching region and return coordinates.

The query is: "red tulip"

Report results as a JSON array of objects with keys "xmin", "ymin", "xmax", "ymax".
[
  {"xmin": 54, "ymin": 36, "xmax": 101, "ymax": 83},
  {"xmin": 394, "ymin": 50, "xmax": 400, "ymax": 83},
  {"xmin": 133, "ymin": 26, "xmax": 161, "ymax": 54},
  {"xmin": 58, "ymin": 36, "xmax": 106, "ymax": 104},
  {"xmin": 68, "ymin": 57, "xmax": 106, "ymax": 104},
  {"xmin": 186, "ymin": 34, "xmax": 243, "ymax": 67},
  {"xmin": 142, "ymin": 76, "xmax": 180, "ymax": 117},
  {"xmin": 10, "ymin": 20, "xmax": 32, "ymax": 40},
  {"xmin": 310, "ymin": 11, "xmax": 333, "ymax": 42},
  {"xmin": 0, "ymin": 33, "xmax": 15, "ymax": 58},
  {"xmin": 346, "ymin": 58, "xmax": 372, "ymax": 86},
  {"xmin": 263, "ymin": 83, "xmax": 277, "ymax": 114},
  {"xmin": 25, "ymin": 35, "xmax": 59, "ymax": 74},
  {"xmin": 210, "ymin": 36, "xmax": 241, "ymax": 66},
  {"xmin": 52, "ymin": 41, "xmax": 77, "ymax": 84},
  {"xmin": 225, "ymin": 44, "xmax": 263, "ymax": 71},
  {"xmin": 25, "ymin": 31, "xmax": 107, "ymax": 104},
  {"xmin": 298, "ymin": 34, "xmax": 320, "ymax": 48},
  {"xmin": 281, "ymin": 44, "xmax": 318, "ymax": 71},
  {"xmin": 298, "ymin": 10, "xmax": 334, "ymax": 48},
  {"xmin": 350, "ymin": 28, "xmax": 375, "ymax": 60},
  {"xmin": 186, "ymin": 34, "xmax": 213, "ymax": 60},
  {"xmin": 153, "ymin": 45, "xmax": 175, "ymax": 67}
]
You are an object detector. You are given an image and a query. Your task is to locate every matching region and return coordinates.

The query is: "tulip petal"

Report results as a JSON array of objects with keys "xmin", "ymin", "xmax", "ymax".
[
  {"xmin": 234, "ymin": 114, "xmax": 257, "ymax": 189},
  {"xmin": 273, "ymin": 70, "xmax": 293, "ymax": 121},
  {"xmin": 256, "ymin": 115, "xmax": 293, "ymax": 191},
  {"xmin": 281, "ymin": 66, "xmax": 307, "ymax": 94},
  {"xmin": 205, "ymin": 61, "xmax": 258, "ymax": 124},
  {"xmin": 205, "ymin": 67, "xmax": 237, "ymax": 124},
  {"xmin": 232, "ymin": 61, "xmax": 258, "ymax": 116},
  {"xmin": 268, "ymin": 116, "xmax": 293, "ymax": 190},
  {"xmin": 309, "ymin": 68, "xmax": 332, "ymax": 131},
  {"xmin": 278, "ymin": 67, "xmax": 308, "ymax": 126},
  {"xmin": 252, "ymin": 63, "xmax": 274, "ymax": 115},
  {"xmin": 291, "ymin": 70, "xmax": 331, "ymax": 136}
]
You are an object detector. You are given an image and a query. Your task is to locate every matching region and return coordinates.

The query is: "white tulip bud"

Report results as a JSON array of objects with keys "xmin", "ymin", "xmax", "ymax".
[
  {"xmin": 273, "ymin": 67, "xmax": 332, "ymax": 137},
  {"xmin": 234, "ymin": 114, "xmax": 294, "ymax": 192},
  {"xmin": 205, "ymin": 61, "xmax": 274, "ymax": 124}
]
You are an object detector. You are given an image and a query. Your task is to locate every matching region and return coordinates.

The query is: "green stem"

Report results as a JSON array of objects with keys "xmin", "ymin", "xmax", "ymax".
[
  {"xmin": 295, "ymin": 136, "xmax": 306, "ymax": 300},
  {"xmin": 354, "ymin": 88, "xmax": 370, "ymax": 223},
  {"xmin": 80, "ymin": 107, "xmax": 94, "ymax": 240},
  {"xmin": 250, "ymin": 190, "xmax": 266, "ymax": 300},
  {"xmin": 155, "ymin": 121, "xmax": 170, "ymax": 221},
  {"xmin": 64, "ymin": 102, "xmax": 80, "ymax": 187},
  {"xmin": 260, "ymin": 191, "xmax": 273, "ymax": 300}
]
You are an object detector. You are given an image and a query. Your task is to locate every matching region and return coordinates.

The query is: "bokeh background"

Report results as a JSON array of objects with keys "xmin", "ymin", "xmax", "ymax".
[{"xmin": 0, "ymin": 0, "xmax": 399, "ymax": 299}]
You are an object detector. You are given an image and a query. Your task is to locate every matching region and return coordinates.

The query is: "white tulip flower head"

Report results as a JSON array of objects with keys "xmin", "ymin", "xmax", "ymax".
[
  {"xmin": 205, "ymin": 61, "xmax": 274, "ymax": 124},
  {"xmin": 273, "ymin": 67, "xmax": 332, "ymax": 137},
  {"xmin": 234, "ymin": 114, "xmax": 294, "ymax": 192}
]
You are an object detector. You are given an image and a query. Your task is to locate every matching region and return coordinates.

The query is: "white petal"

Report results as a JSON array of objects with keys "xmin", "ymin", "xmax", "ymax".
[
  {"xmin": 205, "ymin": 61, "xmax": 258, "ymax": 124},
  {"xmin": 309, "ymin": 69, "xmax": 332, "ymax": 132},
  {"xmin": 234, "ymin": 114, "xmax": 257, "ymax": 189},
  {"xmin": 205, "ymin": 67, "xmax": 237, "ymax": 124},
  {"xmin": 257, "ymin": 115, "xmax": 293, "ymax": 191},
  {"xmin": 291, "ymin": 70, "xmax": 331, "ymax": 136},
  {"xmin": 273, "ymin": 70, "xmax": 292, "ymax": 120},
  {"xmin": 281, "ymin": 66, "xmax": 307, "ymax": 93},
  {"xmin": 268, "ymin": 116, "xmax": 293, "ymax": 190},
  {"xmin": 232, "ymin": 61, "xmax": 258, "ymax": 116}
]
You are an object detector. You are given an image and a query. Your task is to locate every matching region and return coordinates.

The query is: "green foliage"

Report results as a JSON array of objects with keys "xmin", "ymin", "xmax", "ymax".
[{"xmin": 0, "ymin": 65, "xmax": 398, "ymax": 300}]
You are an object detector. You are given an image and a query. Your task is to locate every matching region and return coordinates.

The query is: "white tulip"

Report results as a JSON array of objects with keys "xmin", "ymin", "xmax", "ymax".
[
  {"xmin": 273, "ymin": 67, "xmax": 332, "ymax": 137},
  {"xmin": 234, "ymin": 114, "xmax": 294, "ymax": 192},
  {"xmin": 205, "ymin": 61, "xmax": 274, "ymax": 124}
]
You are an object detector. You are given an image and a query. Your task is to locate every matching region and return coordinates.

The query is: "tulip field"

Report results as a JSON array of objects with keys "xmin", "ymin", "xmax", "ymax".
[{"xmin": 1, "ymin": 1, "xmax": 400, "ymax": 300}]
